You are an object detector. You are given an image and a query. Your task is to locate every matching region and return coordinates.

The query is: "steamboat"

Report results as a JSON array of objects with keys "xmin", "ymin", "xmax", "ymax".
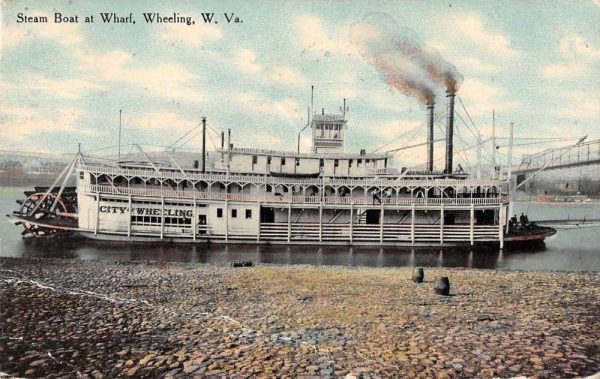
[{"xmin": 6, "ymin": 91, "xmax": 555, "ymax": 247}]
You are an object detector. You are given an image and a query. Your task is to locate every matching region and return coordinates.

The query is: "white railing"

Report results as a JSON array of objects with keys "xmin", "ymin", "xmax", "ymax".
[
  {"xmin": 84, "ymin": 184, "xmax": 508, "ymax": 206},
  {"xmin": 259, "ymin": 223, "xmax": 499, "ymax": 242},
  {"xmin": 79, "ymin": 163, "xmax": 508, "ymax": 189}
]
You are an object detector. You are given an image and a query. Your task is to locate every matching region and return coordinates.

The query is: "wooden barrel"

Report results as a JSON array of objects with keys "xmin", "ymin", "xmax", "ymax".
[
  {"xmin": 412, "ymin": 268, "xmax": 424, "ymax": 283},
  {"xmin": 434, "ymin": 277, "xmax": 450, "ymax": 296}
]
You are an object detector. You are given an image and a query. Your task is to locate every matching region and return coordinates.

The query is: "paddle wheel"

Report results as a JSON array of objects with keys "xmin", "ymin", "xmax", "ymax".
[{"xmin": 13, "ymin": 187, "xmax": 78, "ymax": 237}]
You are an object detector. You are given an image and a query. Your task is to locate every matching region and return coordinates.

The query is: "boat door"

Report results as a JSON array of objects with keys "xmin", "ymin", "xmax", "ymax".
[
  {"xmin": 365, "ymin": 209, "xmax": 381, "ymax": 224},
  {"xmin": 260, "ymin": 207, "xmax": 275, "ymax": 223}
]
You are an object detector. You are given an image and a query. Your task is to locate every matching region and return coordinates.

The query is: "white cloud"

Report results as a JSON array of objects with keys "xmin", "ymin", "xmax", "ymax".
[
  {"xmin": 234, "ymin": 92, "xmax": 302, "ymax": 122},
  {"xmin": 21, "ymin": 74, "xmax": 103, "ymax": 98},
  {"xmin": 558, "ymin": 34, "xmax": 600, "ymax": 60},
  {"xmin": 270, "ymin": 66, "xmax": 306, "ymax": 86},
  {"xmin": 371, "ymin": 120, "xmax": 424, "ymax": 140},
  {"xmin": 161, "ymin": 23, "xmax": 222, "ymax": 47},
  {"xmin": 253, "ymin": 132, "xmax": 285, "ymax": 147},
  {"xmin": 551, "ymin": 90, "xmax": 600, "ymax": 119},
  {"xmin": 0, "ymin": 106, "xmax": 94, "ymax": 144},
  {"xmin": 594, "ymin": 0, "xmax": 600, "ymax": 8},
  {"xmin": 326, "ymin": 69, "xmax": 366, "ymax": 101},
  {"xmin": 331, "ymin": 87, "xmax": 357, "ymax": 100},
  {"xmin": 541, "ymin": 34, "xmax": 599, "ymax": 81},
  {"xmin": 1, "ymin": 12, "xmax": 84, "ymax": 50},
  {"xmin": 1, "ymin": 25, "xmax": 29, "ymax": 50},
  {"xmin": 74, "ymin": 49, "xmax": 204, "ymax": 103},
  {"xmin": 38, "ymin": 19, "xmax": 83, "ymax": 45},
  {"xmin": 458, "ymin": 79, "xmax": 518, "ymax": 117},
  {"xmin": 359, "ymin": 86, "xmax": 419, "ymax": 112},
  {"xmin": 3, "ymin": 17, "xmax": 204, "ymax": 103},
  {"xmin": 234, "ymin": 48, "xmax": 262, "ymax": 74},
  {"xmin": 456, "ymin": 57, "xmax": 499, "ymax": 72},
  {"xmin": 449, "ymin": 14, "xmax": 517, "ymax": 59},
  {"xmin": 541, "ymin": 62, "xmax": 585, "ymax": 80},
  {"xmin": 295, "ymin": 15, "xmax": 357, "ymax": 57},
  {"xmin": 132, "ymin": 112, "xmax": 196, "ymax": 130}
]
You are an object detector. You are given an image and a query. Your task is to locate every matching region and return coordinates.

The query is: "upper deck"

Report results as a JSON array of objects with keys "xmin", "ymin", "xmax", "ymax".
[
  {"xmin": 77, "ymin": 159, "xmax": 509, "ymax": 209},
  {"xmin": 211, "ymin": 147, "xmax": 392, "ymax": 177},
  {"xmin": 78, "ymin": 161, "xmax": 506, "ymax": 191}
]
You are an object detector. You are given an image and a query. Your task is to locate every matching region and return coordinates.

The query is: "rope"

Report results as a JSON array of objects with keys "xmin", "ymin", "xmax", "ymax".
[
  {"xmin": 456, "ymin": 96, "xmax": 478, "ymax": 131},
  {"xmin": 164, "ymin": 123, "xmax": 201, "ymax": 151}
]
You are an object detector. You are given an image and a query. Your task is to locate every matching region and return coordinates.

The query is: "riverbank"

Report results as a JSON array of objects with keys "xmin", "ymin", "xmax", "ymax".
[{"xmin": 1, "ymin": 258, "xmax": 599, "ymax": 378}]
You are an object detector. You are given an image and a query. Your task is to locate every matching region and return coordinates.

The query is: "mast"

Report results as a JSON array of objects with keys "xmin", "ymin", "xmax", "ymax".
[
  {"xmin": 477, "ymin": 130, "xmax": 482, "ymax": 179},
  {"xmin": 505, "ymin": 121, "xmax": 514, "ymax": 236},
  {"xmin": 221, "ymin": 131, "xmax": 225, "ymax": 163},
  {"xmin": 227, "ymin": 128, "xmax": 231, "ymax": 176},
  {"xmin": 491, "ymin": 110, "xmax": 496, "ymax": 178},
  {"xmin": 508, "ymin": 121, "xmax": 514, "ymax": 183},
  {"xmin": 118, "ymin": 109, "xmax": 122, "ymax": 163},
  {"xmin": 311, "ymin": 85, "xmax": 314, "ymax": 121},
  {"xmin": 201, "ymin": 117, "xmax": 206, "ymax": 173}
]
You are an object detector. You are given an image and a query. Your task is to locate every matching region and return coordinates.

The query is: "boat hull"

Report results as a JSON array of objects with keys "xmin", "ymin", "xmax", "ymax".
[{"xmin": 76, "ymin": 230, "xmax": 553, "ymax": 248}]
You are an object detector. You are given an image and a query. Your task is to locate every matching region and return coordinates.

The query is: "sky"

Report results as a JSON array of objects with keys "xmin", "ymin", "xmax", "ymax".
[{"xmin": 0, "ymin": 0, "xmax": 599, "ymax": 172}]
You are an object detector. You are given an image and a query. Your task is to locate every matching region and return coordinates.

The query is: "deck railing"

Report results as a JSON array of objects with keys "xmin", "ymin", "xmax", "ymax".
[
  {"xmin": 260, "ymin": 223, "xmax": 499, "ymax": 242},
  {"xmin": 78, "ymin": 164, "xmax": 507, "ymax": 189},
  {"xmin": 84, "ymin": 184, "xmax": 508, "ymax": 206}
]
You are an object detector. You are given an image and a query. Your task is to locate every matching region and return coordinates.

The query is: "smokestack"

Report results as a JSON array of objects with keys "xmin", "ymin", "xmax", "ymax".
[
  {"xmin": 426, "ymin": 102, "xmax": 434, "ymax": 171},
  {"xmin": 445, "ymin": 91, "xmax": 455, "ymax": 175}
]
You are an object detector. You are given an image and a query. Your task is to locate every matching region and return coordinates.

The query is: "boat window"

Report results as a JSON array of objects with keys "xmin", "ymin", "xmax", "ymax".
[
  {"xmin": 232, "ymin": 209, "xmax": 237, "ymax": 218},
  {"xmin": 348, "ymin": 159, "xmax": 353, "ymax": 167},
  {"xmin": 245, "ymin": 209, "xmax": 252, "ymax": 219},
  {"xmin": 334, "ymin": 159, "xmax": 339, "ymax": 167},
  {"xmin": 320, "ymin": 159, "xmax": 324, "ymax": 167},
  {"xmin": 217, "ymin": 208, "xmax": 223, "ymax": 218},
  {"xmin": 267, "ymin": 156, "xmax": 271, "ymax": 165},
  {"xmin": 295, "ymin": 158, "xmax": 300, "ymax": 166},
  {"xmin": 282, "ymin": 157, "xmax": 286, "ymax": 165},
  {"xmin": 252, "ymin": 155, "xmax": 257, "ymax": 164},
  {"xmin": 79, "ymin": 172, "xmax": 84, "ymax": 179}
]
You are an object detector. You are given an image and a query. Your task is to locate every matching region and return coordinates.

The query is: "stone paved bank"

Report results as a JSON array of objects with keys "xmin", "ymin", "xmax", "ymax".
[{"xmin": 1, "ymin": 257, "xmax": 599, "ymax": 378}]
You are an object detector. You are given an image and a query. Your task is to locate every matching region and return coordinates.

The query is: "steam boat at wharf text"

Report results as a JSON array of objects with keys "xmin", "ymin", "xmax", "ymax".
[{"xmin": 7, "ymin": 92, "xmax": 555, "ymax": 247}]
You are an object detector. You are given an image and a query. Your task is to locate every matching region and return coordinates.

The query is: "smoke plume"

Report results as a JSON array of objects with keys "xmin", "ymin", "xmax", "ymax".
[{"xmin": 350, "ymin": 13, "xmax": 463, "ymax": 104}]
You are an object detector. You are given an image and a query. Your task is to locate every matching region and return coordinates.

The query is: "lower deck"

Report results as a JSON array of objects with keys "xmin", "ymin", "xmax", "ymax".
[{"xmin": 77, "ymin": 191, "xmax": 508, "ymax": 247}]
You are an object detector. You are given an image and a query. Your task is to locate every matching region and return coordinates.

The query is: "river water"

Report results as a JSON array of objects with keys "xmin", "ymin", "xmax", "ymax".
[{"xmin": 1, "ymin": 187, "xmax": 599, "ymax": 271}]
